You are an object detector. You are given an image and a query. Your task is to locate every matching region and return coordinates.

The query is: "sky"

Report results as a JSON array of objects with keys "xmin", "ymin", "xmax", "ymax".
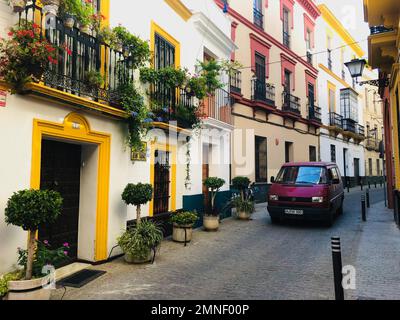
[{"xmin": 317, "ymin": 0, "xmax": 370, "ymax": 57}]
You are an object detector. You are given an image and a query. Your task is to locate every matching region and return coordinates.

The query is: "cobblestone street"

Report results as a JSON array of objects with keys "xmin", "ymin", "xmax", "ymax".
[{"xmin": 52, "ymin": 187, "xmax": 400, "ymax": 300}]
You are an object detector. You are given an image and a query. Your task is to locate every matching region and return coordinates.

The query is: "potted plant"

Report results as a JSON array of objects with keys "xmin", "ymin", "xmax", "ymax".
[
  {"xmin": 84, "ymin": 70, "xmax": 104, "ymax": 90},
  {"xmin": 77, "ymin": 0, "xmax": 94, "ymax": 33},
  {"xmin": 41, "ymin": 0, "xmax": 60, "ymax": 16},
  {"xmin": 231, "ymin": 177, "xmax": 255, "ymax": 220},
  {"xmin": 7, "ymin": 0, "xmax": 27, "ymax": 12},
  {"xmin": 4, "ymin": 189, "xmax": 63, "ymax": 300},
  {"xmin": 117, "ymin": 220, "xmax": 163, "ymax": 264},
  {"xmin": 0, "ymin": 22, "xmax": 69, "ymax": 93},
  {"xmin": 203, "ymin": 177, "xmax": 225, "ymax": 231},
  {"xmin": 170, "ymin": 211, "xmax": 198, "ymax": 243},
  {"xmin": 121, "ymin": 183, "xmax": 153, "ymax": 224}
]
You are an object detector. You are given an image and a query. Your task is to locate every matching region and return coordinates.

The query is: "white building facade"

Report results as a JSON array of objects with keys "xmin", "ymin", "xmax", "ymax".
[{"xmin": 315, "ymin": 4, "xmax": 366, "ymax": 186}]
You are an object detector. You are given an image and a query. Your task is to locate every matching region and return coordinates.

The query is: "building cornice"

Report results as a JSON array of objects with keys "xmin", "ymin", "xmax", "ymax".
[
  {"xmin": 318, "ymin": 4, "xmax": 365, "ymax": 57},
  {"xmin": 297, "ymin": 0, "xmax": 321, "ymax": 20}
]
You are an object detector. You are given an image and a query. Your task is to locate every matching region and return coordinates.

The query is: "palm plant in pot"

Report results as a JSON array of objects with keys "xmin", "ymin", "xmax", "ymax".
[
  {"xmin": 4, "ymin": 189, "xmax": 63, "ymax": 300},
  {"xmin": 203, "ymin": 177, "xmax": 225, "ymax": 231},
  {"xmin": 119, "ymin": 183, "xmax": 163, "ymax": 263},
  {"xmin": 231, "ymin": 176, "xmax": 255, "ymax": 220},
  {"xmin": 170, "ymin": 211, "xmax": 198, "ymax": 243}
]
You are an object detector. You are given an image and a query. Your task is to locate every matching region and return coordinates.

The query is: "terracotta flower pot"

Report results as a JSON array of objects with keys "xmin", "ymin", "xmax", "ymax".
[
  {"xmin": 6, "ymin": 275, "xmax": 52, "ymax": 300},
  {"xmin": 237, "ymin": 211, "xmax": 251, "ymax": 220},
  {"xmin": 172, "ymin": 223, "xmax": 193, "ymax": 243},
  {"xmin": 203, "ymin": 215, "xmax": 219, "ymax": 231}
]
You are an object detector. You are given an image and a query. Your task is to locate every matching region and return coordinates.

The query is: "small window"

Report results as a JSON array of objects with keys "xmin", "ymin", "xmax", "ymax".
[
  {"xmin": 285, "ymin": 141, "xmax": 293, "ymax": 163},
  {"xmin": 330, "ymin": 145, "xmax": 336, "ymax": 163},
  {"xmin": 309, "ymin": 146, "xmax": 317, "ymax": 162}
]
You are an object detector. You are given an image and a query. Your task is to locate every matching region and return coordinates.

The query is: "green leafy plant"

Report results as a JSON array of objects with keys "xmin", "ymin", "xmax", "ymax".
[
  {"xmin": 170, "ymin": 211, "xmax": 198, "ymax": 226},
  {"xmin": 196, "ymin": 59, "xmax": 223, "ymax": 94},
  {"xmin": 0, "ymin": 21, "xmax": 70, "ymax": 93},
  {"xmin": 203, "ymin": 177, "xmax": 225, "ymax": 216},
  {"xmin": 59, "ymin": 0, "xmax": 94, "ymax": 27},
  {"xmin": 5, "ymin": 189, "xmax": 63, "ymax": 280},
  {"xmin": 84, "ymin": 70, "xmax": 104, "ymax": 89},
  {"xmin": 112, "ymin": 25, "xmax": 150, "ymax": 69},
  {"xmin": 122, "ymin": 183, "xmax": 153, "ymax": 224},
  {"xmin": 97, "ymin": 25, "xmax": 117, "ymax": 45},
  {"xmin": 231, "ymin": 197, "xmax": 255, "ymax": 215},
  {"xmin": 0, "ymin": 271, "xmax": 23, "ymax": 298},
  {"xmin": 232, "ymin": 176, "xmax": 251, "ymax": 200},
  {"xmin": 140, "ymin": 66, "xmax": 188, "ymax": 89},
  {"xmin": 117, "ymin": 220, "xmax": 163, "ymax": 260},
  {"xmin": 17, "ymin": 240, "xmax": 70, "ymax": 278}
]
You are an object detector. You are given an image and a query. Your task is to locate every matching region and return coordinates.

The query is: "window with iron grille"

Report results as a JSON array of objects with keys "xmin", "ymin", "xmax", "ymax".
[
  {"xmin": 253, "ymin": 0, "xmax": 264, "ymax": 29},
  {"xmin": 330, "ymin": 145, "xmax": 336, "ymax": 163},
  {"xmin": 368, "ymin": 158, "xmax": 373, "ymax": 176},
  {"xmin": 154, "ymin": 34, "xmax": 175, "ymax": 70},
  {"xmin": 283, "ymin": 8, "xmax": 290, "ymax": 48},
  {"xmin": 255, "ymin": 136, "xmax": 268, "ymax": 182}
]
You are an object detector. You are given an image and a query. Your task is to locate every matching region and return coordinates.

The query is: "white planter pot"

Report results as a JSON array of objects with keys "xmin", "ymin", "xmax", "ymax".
[
  {"xmin": 124, "ymin": 250, "xmax": 153, "ymax": 264},
  {"xmin": 6, "ymin": 276, "xmax": 52, "ymax": 300},
  {"xmin": 64, "ymin": 16, "xmax": 75, "ymax": 29},
  {"xmin": 172, "ymin": 223, "xmax": 193, "ymax": 243},
  {"xmin": 42, "ymin": 0, "xmax": 60, "ymax": 16},
  {"xmin": 203, "ymin": 215, "xmax": 219, "ymax": 231}
]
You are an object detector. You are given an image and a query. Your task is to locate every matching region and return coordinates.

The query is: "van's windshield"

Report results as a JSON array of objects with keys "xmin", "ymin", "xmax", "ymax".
[{"xmin": 275, "ymin": 166, "xmax": 327, "ymax": 185}]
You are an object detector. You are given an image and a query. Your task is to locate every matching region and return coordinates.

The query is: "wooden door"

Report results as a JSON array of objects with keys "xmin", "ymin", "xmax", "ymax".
[{"xmin": 153, "ymin": 150, "xmax": 171, "ymax": 215}]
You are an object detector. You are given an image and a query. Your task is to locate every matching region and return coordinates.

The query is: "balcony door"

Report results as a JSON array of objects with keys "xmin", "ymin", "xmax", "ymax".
[
  {"xmin": 283, "ymin": 8, "xmax": 290, "ymax": 47},
  {"xmin": 255, "ymin": 52, "xmax": 266, "ymax": 100},
  {"xmin": 153, "ymin": 150, "xmax": 171, "ymax": 215},
  {"xmin": 284, "ymin": 70, "xmax": 291, "ymax": 93},
  {"xmin": 308, "ymin": 83, "xmax": 315, "ymax": 118}
]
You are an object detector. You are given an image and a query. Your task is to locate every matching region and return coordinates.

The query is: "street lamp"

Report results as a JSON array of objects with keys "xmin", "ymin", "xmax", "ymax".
[{"xmin": 345, "ymin": 58, "xmax": 390, "ymax": 87}]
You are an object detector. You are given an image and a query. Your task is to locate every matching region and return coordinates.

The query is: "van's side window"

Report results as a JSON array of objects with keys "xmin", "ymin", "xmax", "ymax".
[
  {"xmin": 334, "ymin": 168, "xmax": 341, "ymax": 182},
  {"xmin": 329, "ymin": 168, "xmax": 339, "ymax": 182}
]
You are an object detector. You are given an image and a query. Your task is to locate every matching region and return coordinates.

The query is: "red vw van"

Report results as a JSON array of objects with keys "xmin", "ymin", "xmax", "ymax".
[{"xmin": 267, "ymin": 162, "xmax": 344, "ymax": 226}]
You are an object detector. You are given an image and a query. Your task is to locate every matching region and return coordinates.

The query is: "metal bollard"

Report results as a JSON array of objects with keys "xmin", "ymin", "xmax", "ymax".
[
  {"xmin": 368, "ymin": 181, "xmax": 371, "ymax": 189},
  {"xmin": 331, "ymin": 237, "xmax": 344, "ymax": 300},
  {"xmin": 361, "ymin": 195, "xmax": 367, "ymax": 222},
  {"xmin": 375, "ymin": 181, "xmax": 377, "ymax": 188},
  {"xmin": 366, "ymin": 189, "xmax": 370, "ymax": 208},
  {"xmin": 360, "ymin": 180, "xmax": 363, "ymax": 191}
]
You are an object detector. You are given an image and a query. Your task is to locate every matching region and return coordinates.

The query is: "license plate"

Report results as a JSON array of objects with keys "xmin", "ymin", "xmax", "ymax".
[{"xmin": 285, "ymin": 209, "xmax": 304, "ymax": 215}]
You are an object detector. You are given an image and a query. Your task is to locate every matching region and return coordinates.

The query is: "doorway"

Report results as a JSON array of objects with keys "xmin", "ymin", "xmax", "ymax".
[
  {"xmin": 39, "ymin": 139, "xmax": 82, "ymax": 259},
  {"xmin": 202, "ymin": 144, "xmax": 211, "ymax": 214},
  {"xmin": 354, "ymin": 158, "xmax": 360, "ymax": 185},
  {"xmin": 153, "ymin": 150, "xmax": 171, "ymax": 215}
]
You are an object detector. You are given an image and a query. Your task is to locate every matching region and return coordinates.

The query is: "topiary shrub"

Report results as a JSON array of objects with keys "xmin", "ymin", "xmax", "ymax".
[
  {"xmin": 232, "ymin": 176, "xmax": 251, "ymax": 200},
  {"xmin": 122, "ymin": 183, "xmax": 153, "ymax": 224},
  {"xmin": 5, "ymin": 189, "xmax": 63, "ymax": 280},
  {"xmin": 203, "ymin": 177, "xmax": 225, "ymax": 216}
]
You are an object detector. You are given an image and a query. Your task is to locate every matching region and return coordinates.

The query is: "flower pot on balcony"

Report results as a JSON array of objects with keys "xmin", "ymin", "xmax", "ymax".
[
  {"xmin": 6, "ymin": 276, "xmax": 52, "ymax": 300},
  {"xmin": 203, "ymin": 215, "xmax": 219, "ymax": 231},
  {"xmin": 64, "ymin": 14, "xmax": 75, "ymax": 29},
  {"xmin": 10, "ymin": 0, "xmax": 27, "ymax": 12},
  {"xmin": 79, "ymin": 24, "xmax": 90, "ymax": 34},
  {"xmin": 41, "ymin": 0, "xmax": 60, "ymax": 16}
]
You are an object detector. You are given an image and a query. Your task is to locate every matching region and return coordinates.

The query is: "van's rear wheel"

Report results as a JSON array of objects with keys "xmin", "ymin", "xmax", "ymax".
[{"xmin": 337, "ymin": 201, "xmax": 344, "ymax": 215}]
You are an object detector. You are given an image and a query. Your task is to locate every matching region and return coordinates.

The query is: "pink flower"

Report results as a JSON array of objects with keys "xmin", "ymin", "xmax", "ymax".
[
  {"xmin": 63, "ymin": 242, "xmax": 69, "ymax": 248},
  {"xmin": 43, "ymin": 240, "xmax": 49, "ymax": 245},
  {"xmin": 64, "ymin": 251, "xmax": 68, "ymax": 256}
]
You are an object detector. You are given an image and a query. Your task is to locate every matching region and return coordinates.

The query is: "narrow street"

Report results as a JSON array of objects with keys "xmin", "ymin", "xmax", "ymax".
[{"xmin": 53, "ymin": 187, "xmax": 400, "ymax": 300}]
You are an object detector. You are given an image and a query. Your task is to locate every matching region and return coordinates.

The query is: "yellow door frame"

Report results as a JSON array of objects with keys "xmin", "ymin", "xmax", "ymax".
[
  {"xmin": 149, "ymin": 141, "xmax": 177, "ymax": 217},
  {"xmin": 30, "ymin": 113, "xmax": 111, "ymax": 261}
]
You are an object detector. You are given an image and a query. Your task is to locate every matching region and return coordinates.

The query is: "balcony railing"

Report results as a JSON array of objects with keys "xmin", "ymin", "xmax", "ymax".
[
  {"xmin": 283, "ymin": 31, "xmax": 290, "ymax": 48},
  {"xmin": 356, "ymin": 124, "xmax": 365, "ymax": 137},
  {"xmin": 282, "ymin": 92, "xmax": 301, "ymax": 114},
  {"xmin": 253, "ymin": 7, "xmax": 264, "ymax": 29},
  {"xmin": 150, "ymin": 84, "xmax": 197, "ymax": 128},
  {"xmin": 307, "ymin": 102, "xmax": 321, "ymax": 122},
  {"xmin": 229, "ymin": 69, "xmax": 242, "ymax": 95},
  {"xmin": 329, "ymin": 112, "xmax": 343, "ymax": 128},
  {"xmin": 19, "ymin": 1, "xmax": 132, "ymax": 108},
  {"xmin": 366, "ymin": 138, "xmax": 379, "ymax": 151},
  {"xmin": 306, "ymin": 51, "xmax": 313, "ymax": 65},
  {"xmin": 370, "ymin": 25, "xmax": 394, "ymax": 35},
  {"xmin": 201, "ymin": 88, "xmax": 232, "ymax": 125},
  {"xmin": 327, "ymin": 50, "xmax": 333, "ymax": 70},
  {"xmin": 342, "ymin": 118, "xmax": 357, "ymax": 133},
  {"xmin": 251, "ymin": 79, "xmax": 275, "ymax": 106}
]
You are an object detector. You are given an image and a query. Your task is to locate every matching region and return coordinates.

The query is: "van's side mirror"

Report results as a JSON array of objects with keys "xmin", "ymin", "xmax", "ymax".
[{"xmin": 270, "ymin": 176, "xmax": 275, "ymax": 183}]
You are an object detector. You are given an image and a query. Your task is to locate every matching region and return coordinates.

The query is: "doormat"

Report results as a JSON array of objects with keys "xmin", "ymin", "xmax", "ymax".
[{"xmin": 57, "ymin": 269, "xmax": 106, "ymax": 288}]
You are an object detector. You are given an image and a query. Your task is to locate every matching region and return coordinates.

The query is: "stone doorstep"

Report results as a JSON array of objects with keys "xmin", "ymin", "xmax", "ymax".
[{"xmin": 55, "ymin": 262, "xmax": 92, "ymax": 283}]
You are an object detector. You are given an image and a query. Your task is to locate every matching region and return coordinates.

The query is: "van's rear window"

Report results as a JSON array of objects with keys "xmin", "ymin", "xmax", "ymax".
[{"xmin": 275, "ymin": 166, "xmax": 327, "ymax": 185}]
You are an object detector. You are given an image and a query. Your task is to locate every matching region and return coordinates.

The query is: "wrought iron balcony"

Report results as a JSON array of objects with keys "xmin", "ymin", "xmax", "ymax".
[
  {"xmin": 366, "ymin": 138, "xmax": 379, "ymax": 151},
  {"xmin": 370, "ymin": 25, "xmax": 394, "ymax": 35},
  {"xmin": 149, "ymin": 84, "xmax": 197, "ymax": 129},
  {"xmin": 329, "ymin": 112, "xmax": 343, "ymax": 128},
  {"xmin": 251, "ymin": 79, "xmax": 275, "ymax": 106},
  {"xmin": 327, "ymin": 50, "xmax": 333, "ymax": 70},
  {"xmin": 201, "ymin": 88, "xmax": 232, "ymax": 125},
  {"xmin": 306, "ymin": 51, "xmax": 313, "ymax": 65},
  {"xmin": 307, "ymin": 102, "xmax": 321, "ymax": 122},
  {"xmin": 229, "ymin": 69, "xmax": 242, "ymax": 95},
  {"xmin": 342, "ymin": 118, "xmax": 357, "ymax": 133},
  {"xmin": 356, "ymin": 124, "xmax": 365, "ymax": 137},
  {"xmin": 282, "ymin": 92, "xmax": 301, "ymax": 114},
  {"xmin": 18, "ymin": 1, "xmax": 130, "ymax": 108},
  {"xmin": 283, "ymin": 31, "xmax": 290, "ymax": 48},
  {"xmin": 253, "ymin": 7, "xmax": 264, "ymax": 29}
]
